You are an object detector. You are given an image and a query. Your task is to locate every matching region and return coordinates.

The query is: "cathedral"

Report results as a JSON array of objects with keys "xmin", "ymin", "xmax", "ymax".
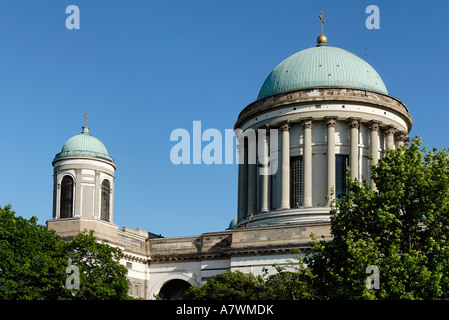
[{"xmin": 46, "ymin": 17, "xmax": 412, "ymax": 299}]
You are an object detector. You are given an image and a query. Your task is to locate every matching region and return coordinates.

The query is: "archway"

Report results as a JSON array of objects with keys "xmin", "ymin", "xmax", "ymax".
[{"xmin": 158, "ymin": 279, "xmax": 192, "ymax": 300}]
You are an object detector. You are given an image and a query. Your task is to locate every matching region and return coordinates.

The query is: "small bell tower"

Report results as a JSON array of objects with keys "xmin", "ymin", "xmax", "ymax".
[{"xmin": 47, "ymin": 115, "xmax": 118, "ymax": 241}]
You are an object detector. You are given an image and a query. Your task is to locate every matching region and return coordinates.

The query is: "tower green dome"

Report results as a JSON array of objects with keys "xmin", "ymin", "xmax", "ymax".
[
  {"xmin": 257, "ymin": 43, "xmax": 388, "ymax": 100},
  {"xmin": 53, "ymin": 126, "xmax": 114, "ymax": 163}
]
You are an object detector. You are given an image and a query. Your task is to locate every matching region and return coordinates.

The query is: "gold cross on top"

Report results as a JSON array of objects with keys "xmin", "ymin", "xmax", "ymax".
[
  {"xmin": 319, "ymin": 11, "xmax": 325, "ymax": 34},
  {"xmin": 84, "ymin": 113, "xmax": 88, "ymax": 127}
]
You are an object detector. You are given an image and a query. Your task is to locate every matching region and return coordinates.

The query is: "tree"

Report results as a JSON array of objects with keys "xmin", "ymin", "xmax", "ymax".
[
  {"xmin": 182, "ymin": 262, "xmax": 317, "ymax": 300},
  {"xmin": 182, "ymin": 270, "xmax": 266, "ymax": 300},
  {"xmin": 262, "ymin": 262, "xmax": 317, "ymax": 300},
  {"xmin": 0, "ymin": 205, "xmax": 68, "ymax": 299},
  {"xmin": 65, "ymin": 230, "xmax": 130, "ymax": 300},
  {"xmin": 0, "ymin": 205, "xmax": 131, "ymax": 300},
  {"xmin": 306, "ymin": 136, "xmax": 449, "ymax": 299}
]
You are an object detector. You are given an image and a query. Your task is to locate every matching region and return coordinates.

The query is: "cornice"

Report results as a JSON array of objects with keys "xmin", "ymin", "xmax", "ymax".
[
  {"xmin": 235, "ymin": 88, "xmax": 412, "ymax": 131},
  {"xmin": 148, "ymin": 242, "xmax": 314, "ymax": 264},
  {"xmin": 123, "ymin": 253, "xmax": 148, "ymax": 264}
]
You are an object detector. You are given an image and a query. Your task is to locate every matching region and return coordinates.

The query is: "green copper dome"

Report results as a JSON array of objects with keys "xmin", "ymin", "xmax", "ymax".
[
  {"xmin": 53, "ymin": 126, "xmax": 114, "ymax": 163},
  {"xmin": 228, "ymin": 216, "xmax": 237, "ymax": 229},
  {"xmin": 257, "ymin": 44, "xmax": 388, "ymax": 100}
]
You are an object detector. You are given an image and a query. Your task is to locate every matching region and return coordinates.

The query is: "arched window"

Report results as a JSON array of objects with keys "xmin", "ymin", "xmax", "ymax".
[
  {"xmin": 101, "ymin": 179, "xmax": 111, "ymax": 222},
  {"xmin": 60, "ymin": 175, "xmax": 74, "ymax": 219}
]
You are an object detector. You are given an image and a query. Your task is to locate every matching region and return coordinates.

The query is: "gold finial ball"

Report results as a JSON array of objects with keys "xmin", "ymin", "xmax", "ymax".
[{"xmin": 317, "ymin": 34, "xmax": 327, "ymax": 44}]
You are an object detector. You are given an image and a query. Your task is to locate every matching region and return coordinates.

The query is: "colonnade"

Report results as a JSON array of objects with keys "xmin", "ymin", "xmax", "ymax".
[{"xmin": 237, "ymin": 117, "xmax": 408, "ymax": 220}]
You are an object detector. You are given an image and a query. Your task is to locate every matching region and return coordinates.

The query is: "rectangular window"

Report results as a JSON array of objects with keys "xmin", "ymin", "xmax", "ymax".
[
  {"xmin": 128, "ymin": 283, "xmax": 140, "ymax": 297},
  {"xmin": 290, "ymin": 156, "xmax": 303, "ymax": 208},
  {"xmin": 336, "ymin": 155, "xmax": 349, "ymax": 199}
]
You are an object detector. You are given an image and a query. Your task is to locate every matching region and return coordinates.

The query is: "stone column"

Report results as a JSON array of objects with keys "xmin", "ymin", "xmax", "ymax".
[
  {"xmin": 369, "ymin": 121, "xmax": 380, "ymax": 188},
  {"xmin": 247, "ymin": 134, "xmax": 257, "ymax": 215},
  {"xmin": 395, "ymin": 132, "xmax": 407, "ymax": 148},
  {"xmin": 404, "ymin": 136, "xmax": 410, "ymax": 147},
  {"xmin": 260, "ymin": 128, "xmax": 270, "ymax": 213},
  {"xmin": 280, "ymin": 122, "xmax": 291, "ymax": 210},
  {"xmin": 325, "ymin": 117, "xmax": 337, "ymax": 204},
  {"xmin": 94, "ymin": 171, "xmax": 101, "ymax": 219},
  {"xmin": 256, "ymin": 160, "xmax": 261, "ymax": 213},
  {"xmin": 385, "ymin": 126, "xmax": 396, "ymax": 151},
  {"xmin": 280, "ymin": 122, "xmax": 290, "ymax": 209},
  {"xmin": 303, "ymin": 119, "xmax": 313, "ymax": 207},
  {"xmin": 109, "ymin": 177, "xmax": 115, "ymax": 223},
  {"xmin": 237, "ymin": 142, "xmax": 248, "ymax": 220},
  {"xmin": 54, "ymin": 172, "xmax": 60, "ymax": 219},
  {"xmin": 348, "ymin": 118, "xmax": 360, "ymax": 180},
  {"xmin": 74, "ymin": 169, "xmax": 82, "ymax": 217}
]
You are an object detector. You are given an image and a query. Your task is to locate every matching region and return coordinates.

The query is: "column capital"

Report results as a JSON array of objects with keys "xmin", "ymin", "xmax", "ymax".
[
  {"xmin": 347, "ymin": 117, "xmax": 361, "ymax": 129},
  {"xmin": 369, "ymin": 120, "xmax": 381, "ymax": 131},
  {"xmin": 404, "ymin": 136, "xmax": 411, "ymax": 146},
  {"xmin": 258, "ymin": 124, "xmax": 271, "ymax": 136},
  {"xmin": 384, "ymin": 125, "xmax": 397, "ymax": 135},
  {"xmin": 324, "ymin": 117, "xmax": 337, "ymax": 128},
  {"xmin": 280, "ymin": 121, "xmax": 290, "ymax": 131},
  {"xmin": 302, "ymin": 118, "xmax": 313, "ymax": 129},
  {"xmin": 395, "ymin": 131, "xmax": 407, "ymax": 141}
]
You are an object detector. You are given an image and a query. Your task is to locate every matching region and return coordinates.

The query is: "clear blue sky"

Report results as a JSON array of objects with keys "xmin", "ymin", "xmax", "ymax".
[{"xmin": 0, "ymin": 1, "xmax": 447, "ymax": 237}]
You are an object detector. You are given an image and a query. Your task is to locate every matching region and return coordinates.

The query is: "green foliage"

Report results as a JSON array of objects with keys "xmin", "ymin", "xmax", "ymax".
[
  {"xmin": 65, "ymin": 230, "xmax": 130, "ymax": 300},
  {"xmin": 262, "ymin": 261, "xmax": 317, "ymax": 300},
  {"xmin": 182, "ymin": 262, "xmax": 317, "ymax": 300},
  {"xmin": 307, "ymin": 136, "xmax": 449, "ymax": 299},
  {"xmin": 0, "ymin": 205, "xmax": 131, "ymax": 300},
  {"xmin": 182, "ymin": 270, "xmax": 266, "ymax": 300},
  {"xmin": 0, "ymin": 205, "xmax": 67, "ymax": 299}
]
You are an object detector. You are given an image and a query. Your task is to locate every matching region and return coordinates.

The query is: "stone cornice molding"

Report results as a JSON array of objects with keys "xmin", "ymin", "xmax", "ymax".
[
  {"xmin": 235, "ymin": 88, "xmax": 412, "ymax": 131},
  {"xmin": 149, "ymin": 243, "xmax": 314, "ymax": 264},
  {"xmin": 123, "ymin": 253, "xmax": 148, "ymax": 264},
  {"xmin": 53, "ymin": 156, "xmax": 117, "ymax": 171}
]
